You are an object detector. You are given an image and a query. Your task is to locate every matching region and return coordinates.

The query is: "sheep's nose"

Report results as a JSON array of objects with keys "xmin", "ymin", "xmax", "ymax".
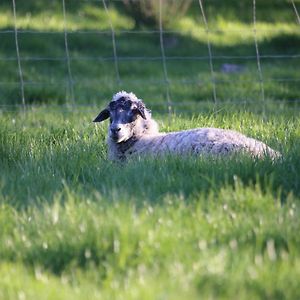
[{"xmin": 111, "ymin": 126, "xmax": 121, "ymax": 135}]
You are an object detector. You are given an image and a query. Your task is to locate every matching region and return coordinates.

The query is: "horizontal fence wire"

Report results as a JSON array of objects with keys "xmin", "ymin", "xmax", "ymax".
[
  {"xmin": 1, "ymin": 100, "xmax": 300, "ymax": 114},
  {"xmin": 1, "ymin": 77, "xmax": 300, "ymax": 86},
  {"xmin": 0, "ymin": 0, "xmax": 299, "ymax": 112},
  {"xmin": 1, "ymin": 28, "xmax": 299, "ymax": 34},
  {"xmin": 1, "ymin": 55, "xmax": 300, "ymax": 62},
  {"xmin": 0, "ymin": 99, "xmax": 299, "ymax": 107}
]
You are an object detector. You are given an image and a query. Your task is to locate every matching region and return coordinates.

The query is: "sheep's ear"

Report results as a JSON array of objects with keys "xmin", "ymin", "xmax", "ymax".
[
  {"xmin": 136, "ymin": 102, "xmax": 147, "ymax": 119},
  {"xmin": 93, "ymin": 109, "xmax": 110, "ymax": 122}
]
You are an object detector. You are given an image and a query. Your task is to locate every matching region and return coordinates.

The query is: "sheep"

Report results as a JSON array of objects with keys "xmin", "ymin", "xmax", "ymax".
[{"xmin": 93, "ymin": 91, "xmax": 281, "ymax": 161}]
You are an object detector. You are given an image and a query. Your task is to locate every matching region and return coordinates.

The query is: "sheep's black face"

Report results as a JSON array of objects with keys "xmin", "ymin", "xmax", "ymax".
[
  {"xmin": 108, "ymin": 98, "xmax": 138, "ymax": 143},
  {"xmin": 93, "ymin": 96, "xmax": 147, "ymax": 143}
]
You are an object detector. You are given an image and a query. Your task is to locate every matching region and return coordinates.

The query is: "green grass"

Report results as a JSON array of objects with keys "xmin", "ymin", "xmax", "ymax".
[
  {"xmin": 1, "ymin": 105, "xmax": 300, "ymax": 299},
  {"xmin": 1, "ymin": 0, "xmax": 300, "ymax": 298}
]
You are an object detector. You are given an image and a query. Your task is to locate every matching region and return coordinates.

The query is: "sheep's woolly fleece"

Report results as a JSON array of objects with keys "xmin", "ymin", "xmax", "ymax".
[
  {"xmin": 95, "ymin": 91, "xmax": 281, "ymax": 161},
  {"xmin": 112, "ymin": 91, "xmax": 140, "ymax": 102}
]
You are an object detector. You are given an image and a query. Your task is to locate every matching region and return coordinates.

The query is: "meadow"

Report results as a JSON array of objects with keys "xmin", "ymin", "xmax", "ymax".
[{"xmin": 1, "ymin": 0, "xmax": 300, "ymax": 299}]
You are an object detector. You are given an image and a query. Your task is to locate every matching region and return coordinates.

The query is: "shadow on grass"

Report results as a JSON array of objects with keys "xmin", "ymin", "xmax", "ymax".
[{"xmin": 1, "ymin": 146, "xmax": 300, "ymax": 209}]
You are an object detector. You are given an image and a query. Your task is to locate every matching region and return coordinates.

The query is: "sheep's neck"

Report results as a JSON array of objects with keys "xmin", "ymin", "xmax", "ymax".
[{"xmin": 115, "ymin": 136, "xmax": 137, "ymax": 157}]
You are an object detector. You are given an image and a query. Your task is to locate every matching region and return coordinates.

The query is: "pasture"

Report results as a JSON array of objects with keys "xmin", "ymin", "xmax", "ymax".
[{"xmin": 1, "ymin": 0, "xmax": 300, "ymax": 299}]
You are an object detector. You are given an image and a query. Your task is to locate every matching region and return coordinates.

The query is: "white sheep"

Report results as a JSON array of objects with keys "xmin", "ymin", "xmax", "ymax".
[{"xmin": 93, "ymin": 91, "xmax": 281, "ymax": 161}]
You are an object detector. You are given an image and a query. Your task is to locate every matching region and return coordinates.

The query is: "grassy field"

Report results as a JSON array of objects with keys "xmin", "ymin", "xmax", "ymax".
[
  {"xmin": 1, "ymin": 0, "xmax": 300, "ymax": 299},
  {"xmin": 1, "ymin": 106, "xmax": 300, "ymax": 299}
]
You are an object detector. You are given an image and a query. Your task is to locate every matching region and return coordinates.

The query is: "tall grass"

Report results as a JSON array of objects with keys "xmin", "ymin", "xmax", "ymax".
[{"xmin": 0, "ymin": 105, "xmax": 300, "ymax": 298}]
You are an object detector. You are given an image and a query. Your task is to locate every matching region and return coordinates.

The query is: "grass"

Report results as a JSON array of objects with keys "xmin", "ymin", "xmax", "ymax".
[
  {"xmin": 1, "ymin": 106, "xmax": 300, "ymax": 299},
  {"xmin": 1, "ymin": 0, "xmax": 300, "ymax": 299}
]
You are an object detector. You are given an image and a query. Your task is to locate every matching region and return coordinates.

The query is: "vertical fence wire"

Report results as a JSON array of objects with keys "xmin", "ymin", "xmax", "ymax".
[
  {"xmin": 291, "ymin": 0, "xmax": 300, "ymax": 25},
  {"xmin": 253, "ymin": 0, "xmax": 265, "ymax": 115},
  {"xmin": 62, "ymin": 0, "xmax": 75, "ymax": 105},
  {"xmin": 198, "ymin": 0, "xmax": 217, "ymax": 105},
  {"xmin": 12, "ymin": 0, "xmax": 25, "ymax": 110},
  {"xmin": 102, "ymin": 0, "xmax": 121, "ymax": 84},
  {"xmin": 159, "ymin": 0, "xmax": 172, "ymax": 117}
]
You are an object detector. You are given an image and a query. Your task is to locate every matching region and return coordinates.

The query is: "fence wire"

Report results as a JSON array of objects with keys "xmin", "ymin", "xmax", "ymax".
[
  {"xmin": 252, "ymin": 0, "xmax": 265, "ymax": 115},
  {"xmin": 291, "ymin": 0, "xmax": 300, "ymax": 25},
  {"xmin": 101, "ymin": 0, "xmax": 121, "ymax": 83},
  {"xmin": 62, "ymin": 0, "xmax": 75, "ymax": 105},
  {"xmin": 1, "ymin": 54, "xmax": 300, "ymax": 62},
  {"xmin": 198, "ymin": 0, "xmax": 217, "ymax": 105},
  {"xmin": 11, "ymin": 0, "xmax": 25, "ymax": 110},
  {"xmin": 1, "ymin": 0, "xmax": 300, "ymax": 111},
  {"xmin": 159, "ymin": 0, "xmax": 172, "ymax": 116}
]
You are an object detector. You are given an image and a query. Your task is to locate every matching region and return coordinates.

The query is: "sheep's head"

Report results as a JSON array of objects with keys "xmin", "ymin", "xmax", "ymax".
[{"xmin": 93, "ymin": 92, "xmax": 148, "ymax": 143}]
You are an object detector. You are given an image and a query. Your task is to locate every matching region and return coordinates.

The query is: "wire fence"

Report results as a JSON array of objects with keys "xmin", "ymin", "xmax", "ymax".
[
  {"xmin": 11, "ymin": 0, "xmax": 25, "ymax": 110},
  {"xmin": 1, "ymin": 0, "xmax": 300, "ymax": 113},
  {"xmin": 198, "ymin": 0, "xmax": 217, "ymax": 105},
  {"xmin": 62, "ymin": 0, "xmax": 75, "ymax": 105},
  {"xmin": 252, "ymin": 0, "xmax": 265, "ymax": 115}
]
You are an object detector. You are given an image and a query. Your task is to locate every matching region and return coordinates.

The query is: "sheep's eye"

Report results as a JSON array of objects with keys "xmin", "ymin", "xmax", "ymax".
[
  {"xmin": 132, "ymin": 108, "xmax": 139, "ymax": 116},
  {"xmin": 128, "ymin": 110, "xmax": 138, "ymax": 122},
  {"xmin": 124, "ymin": 101, "xmax": 132, "ymax": 110}
]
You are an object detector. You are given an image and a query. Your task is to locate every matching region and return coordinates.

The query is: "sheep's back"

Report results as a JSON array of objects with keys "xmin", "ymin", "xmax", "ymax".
[{"xmin": 131, "ymin": 128, "xmax": 279, "ymax": 159}]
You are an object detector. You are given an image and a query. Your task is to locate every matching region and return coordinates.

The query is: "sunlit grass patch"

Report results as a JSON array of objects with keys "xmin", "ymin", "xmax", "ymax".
[
  {"xmin": 0, "ymin": 5, "xmax": 133, "ymax": 31},
  {"xmin": 176, "ymin": 17, "xmax": 300, "ymax": 47}
]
